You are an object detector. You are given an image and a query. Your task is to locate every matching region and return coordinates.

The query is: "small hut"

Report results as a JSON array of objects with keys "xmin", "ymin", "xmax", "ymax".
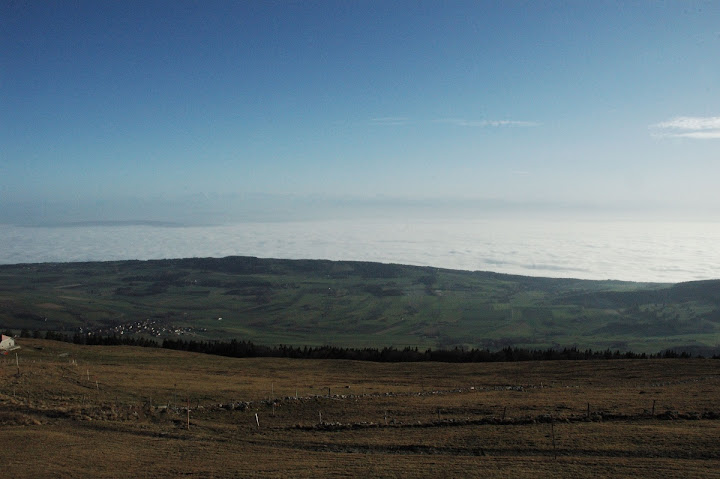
[{"xmin": 0, "ymin": 334, "xmax": 19, "ymax": 353}]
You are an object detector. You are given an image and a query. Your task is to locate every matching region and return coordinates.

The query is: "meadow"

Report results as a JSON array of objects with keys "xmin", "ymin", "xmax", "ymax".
[
  {"xmin": 1, "ymin": 339, "xmax": 719, "ymax": 478},
  {"xmin": 1, "ymin": 256, "xmax": 720, "ymax": 353}
]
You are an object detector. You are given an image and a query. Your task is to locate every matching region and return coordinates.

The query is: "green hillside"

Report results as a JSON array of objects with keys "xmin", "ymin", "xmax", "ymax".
[{"xmin": 1, "ymin": 256, "xmax": 719, "ymax": 353}]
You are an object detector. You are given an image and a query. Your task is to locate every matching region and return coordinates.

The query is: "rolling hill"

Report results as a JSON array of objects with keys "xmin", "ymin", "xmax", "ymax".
[{"xmin": 1, "ymin": 256, "xmax": 719, "ymax": 353}]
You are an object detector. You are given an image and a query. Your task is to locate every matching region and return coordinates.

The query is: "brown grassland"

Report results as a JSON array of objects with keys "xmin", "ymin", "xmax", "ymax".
[{"xmin": 0, "ymin": 339, "xmax": 719, "ymax": 478}]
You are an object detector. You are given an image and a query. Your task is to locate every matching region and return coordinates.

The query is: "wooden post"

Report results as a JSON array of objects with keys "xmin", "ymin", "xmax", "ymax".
[
  {"xmin": 502, "ymin": 406, "xmax": 507, "ymax": 420},
  {"xmin": 272, "ymin": 403, "xmax": 275, "ymax": 417},
  {"xmin": 327, "ymin": 387, "xmax": 331, "ymax": 398},
  {"xmin": 255, "ymin": 413, "xmax": 260, "ymax": 429},
  {"xmin": 187, "ymin": 397, "xmax": 190, "ymax": 430},
  {"xmin": 550, "ymin": 416, "xmax": 557, "ymax": 460},
  {"xmin": 319, "ymin": 411, "xmax": 322, "ymax": 424},
  {"xmin": 587, "ymin": 402, "xmax": 590, "ymax": 417},
  {"xmin": 651, "ymin": 399, "xmax": 656, "ymax": 416},
  {"xmin": 384, "ymin": 410, "xmax": 388, "ymax": 425},
  {"xmin": 15, "ymin": 353, "xmax": 19, "ymax": 375}
]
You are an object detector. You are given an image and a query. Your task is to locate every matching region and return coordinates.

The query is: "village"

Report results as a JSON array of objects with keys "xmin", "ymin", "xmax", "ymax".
[{"xmin": 82, "ymin": 317, "xmax": 207, "ymax": 339}]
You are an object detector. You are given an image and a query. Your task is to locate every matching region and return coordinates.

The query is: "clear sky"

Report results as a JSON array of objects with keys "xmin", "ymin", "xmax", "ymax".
[{"xmin": 2, "ymin": 0, "xmax": 719, "ymax": 224}]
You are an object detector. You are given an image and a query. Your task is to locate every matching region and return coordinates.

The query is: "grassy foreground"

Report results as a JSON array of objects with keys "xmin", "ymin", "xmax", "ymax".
[{"xmin": 1, "ymin": 339, "xmax": 719, "ymax": 478}]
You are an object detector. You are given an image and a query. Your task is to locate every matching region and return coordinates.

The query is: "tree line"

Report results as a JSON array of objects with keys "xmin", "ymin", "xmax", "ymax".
[{"xmin": 6, "ymin": 329, "xmax": 713, "ymax": 361}]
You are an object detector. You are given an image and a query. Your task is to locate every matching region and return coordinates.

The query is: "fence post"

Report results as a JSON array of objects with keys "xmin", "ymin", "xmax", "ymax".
[{"xmin": 550, "ymin": 416, "xmax": 557, "ymax": 460}]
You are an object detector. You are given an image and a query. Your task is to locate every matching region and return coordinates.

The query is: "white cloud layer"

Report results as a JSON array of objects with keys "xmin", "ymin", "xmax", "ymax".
[
  {"xmin": 1, "ymin": 219, "xmax": 718, "ymax": 283},
  {"xmin": 370, "ymin": 117, "xmax": 540, "ymax": 128},
  {"xmin": 436, "ymin": 118, "xmax": 539, "ymax": 127},
  {"xmin": 650, "ymin": 116, "xmax": 720, "ymax": 139},
  {"xmin": 370, "ymin": 117, "xmax": 410, "ymax": 126}
]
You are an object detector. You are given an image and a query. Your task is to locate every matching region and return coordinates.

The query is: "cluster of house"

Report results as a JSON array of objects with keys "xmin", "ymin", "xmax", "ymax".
[{"xmin": 89, "ymin": 318, "xmax": 206, "ymax": 338}]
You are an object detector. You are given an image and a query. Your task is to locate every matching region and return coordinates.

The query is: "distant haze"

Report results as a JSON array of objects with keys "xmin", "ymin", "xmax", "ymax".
[
  {"xmin": 2, "ymin": 193, "xmax": 717, "ymax": 227},
  {"xmin": 2, "ymin": 216, "xmax": 718, "ymax": 283}
]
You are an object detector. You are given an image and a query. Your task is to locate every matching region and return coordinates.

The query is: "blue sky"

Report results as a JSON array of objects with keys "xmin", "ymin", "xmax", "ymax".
[{"xmin": 2, "ymin": 1, "xmax": 719, "ymax": 224}]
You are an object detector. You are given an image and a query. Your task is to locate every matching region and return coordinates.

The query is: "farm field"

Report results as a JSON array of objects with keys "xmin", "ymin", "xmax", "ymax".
[
  {"xmin": 2, "ymin": 256, "xmax": 720, "ymax": 353},
  {"xmin": 1, "ymin": 339, "xmax": 719, "ymax": 478}
]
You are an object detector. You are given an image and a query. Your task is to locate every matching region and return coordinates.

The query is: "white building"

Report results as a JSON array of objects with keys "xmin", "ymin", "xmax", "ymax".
[{"xmin": 0, "ymin": 335, "xmax": 19, "ymax": 353}]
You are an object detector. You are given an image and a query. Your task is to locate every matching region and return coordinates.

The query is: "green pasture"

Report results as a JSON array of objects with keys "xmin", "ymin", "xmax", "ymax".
[{"xmin": 1, "ymin": 256, "xmax": 719, "ymax": 353}]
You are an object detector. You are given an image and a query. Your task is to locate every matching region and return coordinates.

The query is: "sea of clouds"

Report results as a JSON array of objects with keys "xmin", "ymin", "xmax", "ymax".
[{"xmin": 1, "ymin": 218, "xmax": 718, "ymax": 283}]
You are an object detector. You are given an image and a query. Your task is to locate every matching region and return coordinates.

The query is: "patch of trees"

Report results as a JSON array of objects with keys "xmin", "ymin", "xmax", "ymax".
[
  {"xmin": 121, "ymin": 272, "xmax": 185, "ymax": 283},
  {"xmin": 178, "ymin": 256, "xmax": 270, "ymax": 275},
  {"xmin": 41, "ymin": 330, "xmax": 160, "ymax": 348},
  {"xmin": 362, "ymin": 284, "xmax": 404, "ymax": 297},
  {"xmin": 555, "ymin": 281, "xmax": 720, "ymax": 310},
  {"xmin": 114, "ymin": 282, "xmax": 169, "ymax": 296},
  {"xmin": 26, "ymin": 330, "xmax": 711, "ymax": 362},
  {"xmin": 13, "ymin": 312, "xmax": 45, "ymax": 321}
]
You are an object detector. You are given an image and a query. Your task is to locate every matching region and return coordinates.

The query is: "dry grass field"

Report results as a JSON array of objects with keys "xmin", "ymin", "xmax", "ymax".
[{"xmin": 1, "ymin": 339, "xmax": 719, "ymax": 478}]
